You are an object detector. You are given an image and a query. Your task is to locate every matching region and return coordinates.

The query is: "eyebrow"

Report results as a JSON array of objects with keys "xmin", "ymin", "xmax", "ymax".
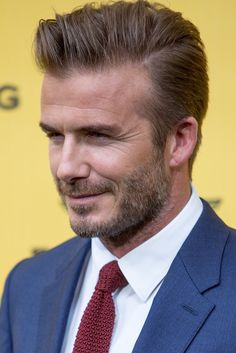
[
  {"xmin": 39, "ymin": 122, "xmax": 58, "ymax": 133},
  {"xmin": 39, "ymin": 122, "xmax": 122, "ymax": 135}
]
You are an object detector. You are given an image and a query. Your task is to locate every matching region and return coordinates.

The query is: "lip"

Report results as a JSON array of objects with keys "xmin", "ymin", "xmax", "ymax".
[{"xmin": 65, "ymin": 192, "xmax": 105, "ymax": 205}]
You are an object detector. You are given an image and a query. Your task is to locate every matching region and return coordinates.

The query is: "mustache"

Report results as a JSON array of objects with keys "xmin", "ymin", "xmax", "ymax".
[{"xmin": 56, "ymin": 179, "xmax": 116, "ymax": 197}]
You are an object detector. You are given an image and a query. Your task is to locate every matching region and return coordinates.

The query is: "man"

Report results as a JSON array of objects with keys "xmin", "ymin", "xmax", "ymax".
[{"xmin": 1, "ymin": 1, "xmax": 236, "ymax": 352}]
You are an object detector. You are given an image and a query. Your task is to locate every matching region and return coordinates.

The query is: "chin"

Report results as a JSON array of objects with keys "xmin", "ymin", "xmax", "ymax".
[{"xmin": 69, "ymin": 212, "xmax": 108, "ymax": 228}]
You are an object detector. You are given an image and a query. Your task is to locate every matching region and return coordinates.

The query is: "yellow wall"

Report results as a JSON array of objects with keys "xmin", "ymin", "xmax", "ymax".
[{"xmin": 1, "ymin": 0, "xmax": 236, "ymax": 292}]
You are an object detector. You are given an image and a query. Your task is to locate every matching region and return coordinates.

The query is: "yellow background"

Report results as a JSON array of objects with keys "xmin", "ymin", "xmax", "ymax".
[{"xmin": 1, "ymin": 0, "xmax": 236, "ymax": 293}]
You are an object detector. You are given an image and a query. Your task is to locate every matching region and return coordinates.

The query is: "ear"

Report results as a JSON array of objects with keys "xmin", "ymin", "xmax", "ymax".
[{"xmin": 168, "ymin": 117, "xmax": 198, "ymax": 168}]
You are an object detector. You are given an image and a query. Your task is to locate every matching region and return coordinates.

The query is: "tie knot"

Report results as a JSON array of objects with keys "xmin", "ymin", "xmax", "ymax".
[{"xmin": 96, "ymin": 260, "xmax": 128, "ymax": 293}]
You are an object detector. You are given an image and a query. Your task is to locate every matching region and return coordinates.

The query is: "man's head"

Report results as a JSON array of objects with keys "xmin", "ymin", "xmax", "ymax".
[
  {"xmin": 37, "ymin": 1, "xmax": 208, "ymax": 248},
  {"xmin": 36, "ymin": 0, "xmax": 208, "ymax": 171}
]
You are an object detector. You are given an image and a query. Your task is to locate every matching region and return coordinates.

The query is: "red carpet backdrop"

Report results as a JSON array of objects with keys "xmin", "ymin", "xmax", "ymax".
[{"xmin": 1, "ymin": 0, "xmax": 236, "ymax": 293}]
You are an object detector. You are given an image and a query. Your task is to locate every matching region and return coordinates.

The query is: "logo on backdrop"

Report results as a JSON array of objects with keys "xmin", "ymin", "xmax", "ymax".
[
  {"xmin": 0, "ymin": 85, "xmax": 20, "ymax": 110},
  {"xmin": 207, "ymin": 198, "xmax": 222, "ymax": 209}
]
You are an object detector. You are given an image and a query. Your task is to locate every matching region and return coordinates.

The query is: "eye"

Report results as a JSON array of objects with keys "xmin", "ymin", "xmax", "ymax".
[
  {"xmin": 45, "ymin": 131, "xmax": 64, "ymax": 143},
  {"xmin": 86, "ymin": 131, "xmax": 111, "ymax": 141},
  {"xmin": 85, "ymin": 131, "xmax": 113, "ymax": 146}
]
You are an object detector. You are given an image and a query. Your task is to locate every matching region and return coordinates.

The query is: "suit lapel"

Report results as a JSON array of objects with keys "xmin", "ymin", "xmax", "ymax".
[
  {"xmin": 133, "ymin": 255, "xmax": 215, "ymax": 353},
  {"xmin": 133, "ymin": 201, "xmax": 229, "ymax": 353},
  {"xmin": 35, "ymin": 238, "xmax": 91, "ymax": 353}
]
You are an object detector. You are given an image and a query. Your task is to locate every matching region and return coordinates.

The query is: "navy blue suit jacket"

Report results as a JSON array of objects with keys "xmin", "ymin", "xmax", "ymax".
[{"xmin": 1, "ymin": 200, "xmax": 236, "ymax": 353}]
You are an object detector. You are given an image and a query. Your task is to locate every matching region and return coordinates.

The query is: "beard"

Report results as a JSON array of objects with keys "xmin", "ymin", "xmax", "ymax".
[{"xmin": 56, "ymin": 151, "xmax": 171, "ymax": 243}]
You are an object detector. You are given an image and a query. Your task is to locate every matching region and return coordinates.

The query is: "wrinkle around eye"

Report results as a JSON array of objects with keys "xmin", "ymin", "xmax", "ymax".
[{"xmin": 114, "ymin": 129, "xmax": 151, "ymax": 143}]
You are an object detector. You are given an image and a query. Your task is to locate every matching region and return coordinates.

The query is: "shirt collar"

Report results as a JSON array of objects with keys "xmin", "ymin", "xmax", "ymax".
[{"xmin": 91, "ymin": 187, "xmax": 203, "ymax": 302}]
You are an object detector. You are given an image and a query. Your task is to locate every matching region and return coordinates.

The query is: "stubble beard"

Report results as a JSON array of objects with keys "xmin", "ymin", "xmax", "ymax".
[{"xmin": 56, "ymin": 152, "xmax": 171, "ymax": 244}]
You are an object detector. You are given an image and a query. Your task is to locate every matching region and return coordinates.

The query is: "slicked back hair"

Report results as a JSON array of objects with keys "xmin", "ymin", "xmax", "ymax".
[{"xmin": 35, "ymin": 0, "xmax": 209, "ymax": 174}]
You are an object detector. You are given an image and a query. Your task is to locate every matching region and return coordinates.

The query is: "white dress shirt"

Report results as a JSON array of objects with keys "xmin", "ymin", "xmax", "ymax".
[{"xmin": 61, "ymin": 188, "xmax": 203, "ymax": 353}]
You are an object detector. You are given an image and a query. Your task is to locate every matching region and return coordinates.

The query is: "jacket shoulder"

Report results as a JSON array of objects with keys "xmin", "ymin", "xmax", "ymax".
[{"xmin": 5, "ymin": 236, "xmax": 90, "ymax": 291}]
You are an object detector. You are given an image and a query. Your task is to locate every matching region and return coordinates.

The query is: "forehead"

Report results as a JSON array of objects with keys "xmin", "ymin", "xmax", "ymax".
[{"xmin": 41, "ymin": 65, "xmax": 151, "ymax": 110}]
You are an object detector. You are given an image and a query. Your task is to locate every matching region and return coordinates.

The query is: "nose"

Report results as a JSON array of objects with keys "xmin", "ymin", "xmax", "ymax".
[{"xmin": 55, "ymin": 137, "xmax": 91, "ymax": 183}]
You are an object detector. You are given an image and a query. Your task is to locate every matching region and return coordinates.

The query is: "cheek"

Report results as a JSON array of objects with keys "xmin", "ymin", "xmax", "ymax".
[
  {"xmin": 89, "ymin": 145, "xmax": 151, "ymax": 181},
  {"xmin": 90, "ymin": 153, "xmax": 126, "ymax": 181}
]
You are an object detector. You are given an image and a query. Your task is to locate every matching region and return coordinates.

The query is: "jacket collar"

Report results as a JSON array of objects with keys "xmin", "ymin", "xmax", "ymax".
[{"xmin": 179, "ymin": 199, "xmax": 229, "ymax": 293}]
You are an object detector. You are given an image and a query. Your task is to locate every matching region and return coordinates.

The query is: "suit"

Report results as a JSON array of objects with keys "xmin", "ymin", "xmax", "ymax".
[{"xmin": 1, "ymin": 200, "xmax": 236, "ymax": 353}]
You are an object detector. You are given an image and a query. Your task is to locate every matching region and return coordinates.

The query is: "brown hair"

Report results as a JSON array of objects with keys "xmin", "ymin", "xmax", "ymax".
[{"xmin": 35, "ymin": 0, "xmax": 208, "ymax": 172}]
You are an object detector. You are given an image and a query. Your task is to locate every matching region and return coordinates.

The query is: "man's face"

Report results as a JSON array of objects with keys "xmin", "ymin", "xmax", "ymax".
[{"xmin": 40, "ymin": 65, "xmax": 171, "ymax": 240}]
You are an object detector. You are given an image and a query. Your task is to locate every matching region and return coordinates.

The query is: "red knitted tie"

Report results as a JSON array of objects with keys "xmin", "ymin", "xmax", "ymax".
[{"xmin": 72, "ymin": 260, "xmax": 128, "ymax": 353}]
